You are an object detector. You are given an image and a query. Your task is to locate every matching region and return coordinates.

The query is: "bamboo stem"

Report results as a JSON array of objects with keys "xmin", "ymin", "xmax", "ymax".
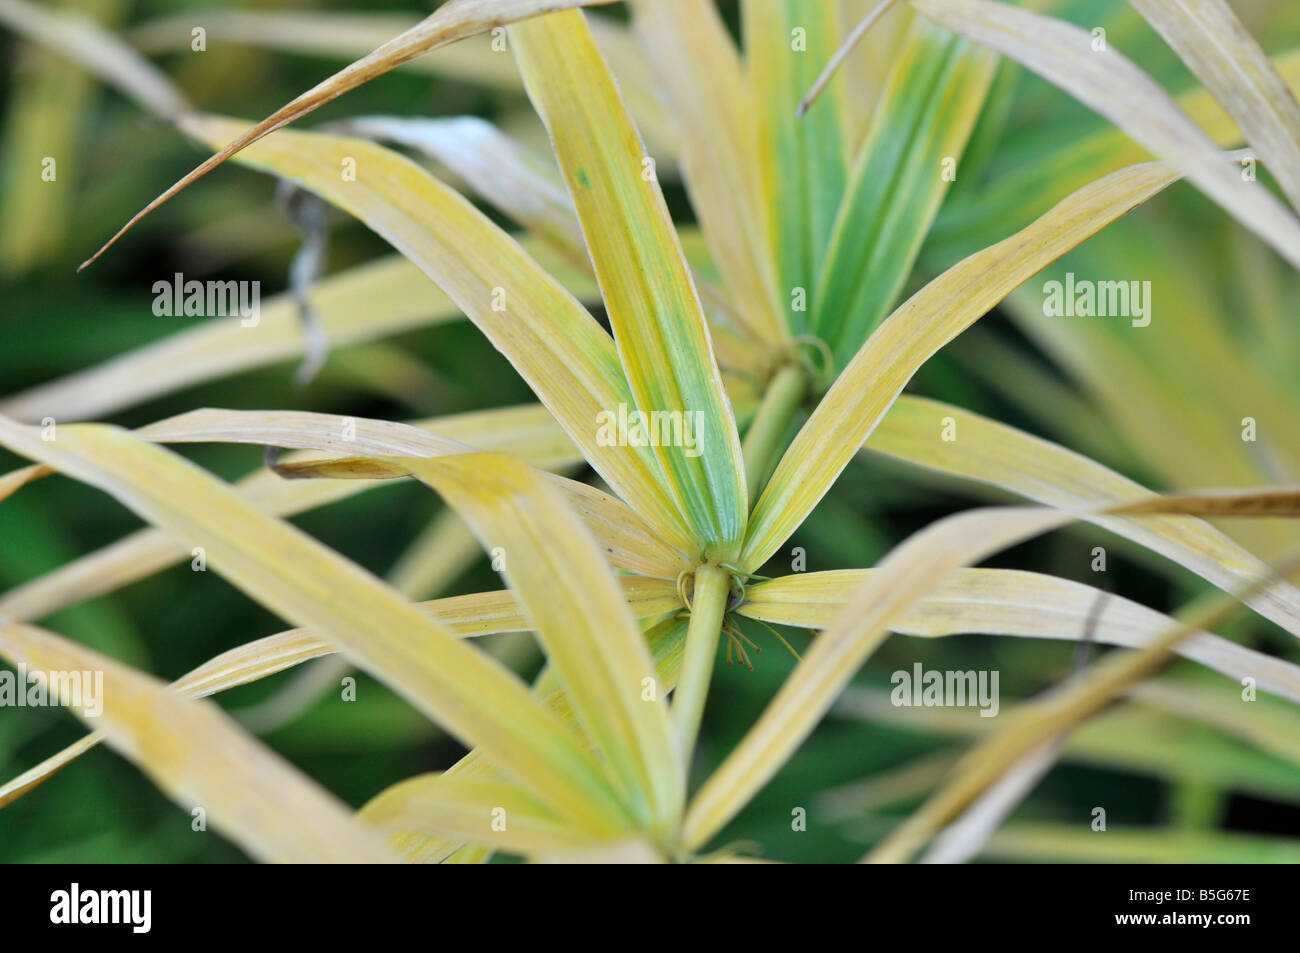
[{"xmin": 672, "ymin": 563, "xmax": 732, "ymax": 767}]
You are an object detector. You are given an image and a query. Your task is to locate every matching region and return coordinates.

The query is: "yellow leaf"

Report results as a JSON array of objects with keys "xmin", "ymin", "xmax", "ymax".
[
  {"xmin": 512, "ymin": 10, "xmax": 747, "ymax": 560},
  {"xmin": 0, "ymin": 418, "xmax": 632, "ymax": 835},
  {"xmin": 742, "ymin": 160, "xmax": 1181, "ymax": 572},
  {"xmin": 867, "ymin": 395, "xmax": 1300, "ymax": 637},
  {"xmin": 740, "ymin": 568, "xmax": 1300, "ymax": 703},
  {"xmin": 179, "ymin": 112, "xmax": 695, "ymax": 554},
  {"xmin": 909, "ymin": 0, "xmax": 1300, "ymax": 270},
  {"xmin": 1131, "ymin": 0, "xmax": 1300, "ymax": 211},
  {"xmin": 0, "ymin": 621, "xmax": 396, "ymax": 862},
  {"xmin": 398, "ymin": 452, "xmax": 684, "ymax": 834},
  {"xmin": 630, "ymin": 0, "xmax": 785, "ymax": 347}
]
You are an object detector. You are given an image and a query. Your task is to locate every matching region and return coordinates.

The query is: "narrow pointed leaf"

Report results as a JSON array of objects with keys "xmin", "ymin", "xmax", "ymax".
[
  {"xmin": 378, "ymin": 615, "xmax": 690, "ymax": 862},
  {"xmin": 0, "ymin": 418, "xmax": 631, "ymax": 834},
  {"xmin": 397, "ymin": 452, "xmax": 683, "ymax": 832},
  {"xmin": 814, "ymin": 17, "xmax": 996, "ymax": 363},
  {"xmin": 1, "ymin": 577, "xmax": 679, "ymax": 810},
  {"xmin": 130, "ymin": 407, "xmax": 688, "ymax": 579},
  {"xmin": 744, "ymin": 0, "xmax": 848, "ymax": 332},
  {"xmin": 867, "ymin": 394, "xmax": 1300, "ymax": 637},
  {"xmin": 178, "ymin": 112, "xmax": 694, "ymax": 553},
  {"xmin": 512, "ymin": 10, "xmax": 747, "ymax": 560},
  {"xmin": 908, "ymin": 0, "xmax": 1300, "ymax": 270},
  {"xmin": 630, "ymin": 0, "xmax": 785, "ymax": 346},
  {"xmin": 77, "ymin": 0, "xmax": 620, "ymax": 269},
  {"xmin": 1130, "ymin": 0, "xmax": 1300, "ymax": 212},
  {"xmin": 742, "ymin": 160, "xmax": 1181, "ymax": 572},
  {"xmin": 0, "ymin": 621, "xmax": 396, "ymax": 862},
  {"xmin": 740, "ymin": 568, "xmax": 1300, "ymax": 703}
]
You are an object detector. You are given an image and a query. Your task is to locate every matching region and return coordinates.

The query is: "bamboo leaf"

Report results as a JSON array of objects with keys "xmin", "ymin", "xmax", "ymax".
[
  {"xmin": 630, "ymin": 0, "xmax": 785, "ymax": 347},
  {"xmin": 376, "ymin": 616, "xmax": 690, "ymax": 862},
  {"xmin": 77, "ymin": 0, "xmax": 620, "ymax": 269},
  {"xmin": 0, "ymin": 577, "xmax": 679, "ymax": 810},
  {"xmin": 740, "ymin": 567, "xmax": 1300, "ymax": 703},
  {"xmin": 396, "ymin": 452, "xmax": 683, "ymax": 832},
  {"xmin": 178, "ymin": 112, "xmax": 695, "ymax": 554},
  {"xmin": 0, "ymin": 403, "xmax": 606, "ymax": 623},
  {"xmin": 836, "ymin": 0, "xmax": 917, "ymax": 147},
  {"xmin": 867, "ymin": 394, "xmax": 1300, "ymax": 637},
  {"xmin": 0, "ymin": 418, "xmax": 632, "ymax": 835},
  {"xmin": 333, "ymin": 117, "xmax": 761, "ymax": 376},
  {"xmin": 742, "ymin": 160, "xmax": 1181, "ymax": 572},
  {"xmin": 512, "ymin": 10, "xmax": 747, "ymax": 560},
  {"xmin": 814, "ymin": 17, "xmax": 996, "ymax": 364},
  {"xmin": 0, "ymin": 621, "xmax": 396, "ymax": 862},
  {"xmin": 129, "ymin": 406, "xmax": 688, "ymax": 579},
  {"xmin": 0, "ymin": 402, "xmax": 689, "ymax": 627},
  {"xmin": 359, "ymin": 773, "xmax": 610, "ymax": 856},
  {"xmin": 745, "ymin": 0, "xmax": 848, "ymax": 333},
  {"xmin": 908, "ymin": 0, "xmax": 1300, "ymax": 270},
  {"xmin": 1130, "ymin": 0, "xmax": 1300, "ymax": 212}
]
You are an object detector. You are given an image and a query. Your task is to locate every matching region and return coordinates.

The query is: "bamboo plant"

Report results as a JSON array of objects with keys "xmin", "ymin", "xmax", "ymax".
[{"xmin": 3, "ymin": 0, "xmax": 1300, "ymax": 862}]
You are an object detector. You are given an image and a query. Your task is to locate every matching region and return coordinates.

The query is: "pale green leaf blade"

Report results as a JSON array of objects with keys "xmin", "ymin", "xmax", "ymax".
[
  {"xmin": 398, "ymin": 452, "xmax": 684, "ymax": 832},
  {"xmin": 178, "ymin": 112, "xmax": 694, "ymax": 553},
  {"xmin": 630, "ymin": 0, "xmax": 786, "ymax": 346},
  {"xmin": 132, "ymin": 407, "xmax": 688, "ymax": 580},
  {"xmin": 0, "ymin": 621, "xmax": 396, "ymax": 862},
  {"xmin": 745, "ymin": 0, "xmax": 848, "ymax": 333},
  {"xmin": 740, "ymin": 567, "xmax": 1300, "ymax": 703},
  {"xmin": 0, "ymin": 403, "xmax": 687, "ymax": 627},
  {"xmin": 909, "ymin": 0, "xmax": 1300, "ymax": 270},
  {"xmin": 814, "ymin": 16, "xmax": 997, "ymax": 363},
  {"xmin": 0, "ymin": 418, "xmax": 631, "ymax": 834},
  {"xmin": 742, "ymin": 160, "xmax": 1181, "ymax": 572},
  {"xmin": 867, "ymin": 394, "xmax": 1300, "ymax": 637},
  {"xmin": 377, "ymin": 615, "xmax": 690, "ymax": 862},
  {"xmin": 512, "ymin": 10, "xmax": 747, "ymax": 560},
  {"xmin": 1130, "ymin": 0, "xmax": 1300, "ymax": 212},
  {"xmin": 0, "ymin": 577, "xmax": 680, "ymax": 810}
]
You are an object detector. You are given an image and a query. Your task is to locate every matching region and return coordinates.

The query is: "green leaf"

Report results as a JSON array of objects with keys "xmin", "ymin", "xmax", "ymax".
[
  {"xmin": 814, "ymin": 16, "xmax": 996, "ymax": 364},
  {"xmin": 745, "ymin": 0, "xmax": 848, "ymax": 333},
  {"xmin": 512, "ymin": 9, "xmax": 747, "ymax": 561}
]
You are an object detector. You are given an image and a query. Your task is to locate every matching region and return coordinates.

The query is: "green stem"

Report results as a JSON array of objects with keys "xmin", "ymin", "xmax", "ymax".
[
  {"xmin": 672, "ymin": 562, "xmax": 731, "ymax": 766},
  {"xmin": 741, "ymin": 363, "xmax": 808, "ymax": 503}
]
